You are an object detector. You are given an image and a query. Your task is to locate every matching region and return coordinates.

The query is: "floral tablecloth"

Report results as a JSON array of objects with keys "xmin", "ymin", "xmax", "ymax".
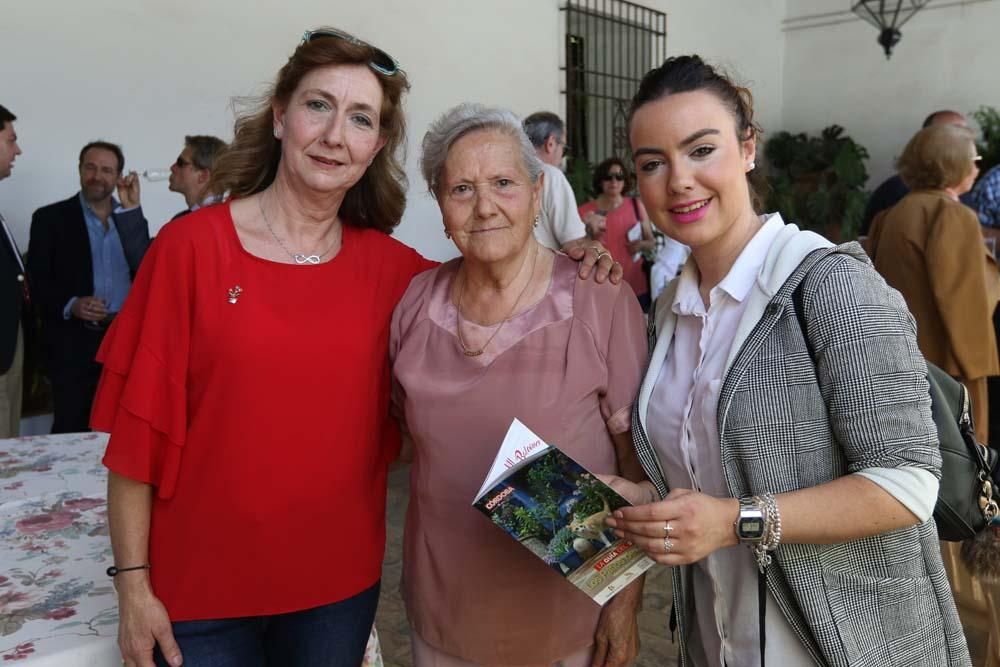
[
  {"xmin": 0, "ymin": 433, "xmax": 383, "ymax": 666},
  {"xmin": 0, "ymin": 433, "xmax": 117, "ymax": 665}
]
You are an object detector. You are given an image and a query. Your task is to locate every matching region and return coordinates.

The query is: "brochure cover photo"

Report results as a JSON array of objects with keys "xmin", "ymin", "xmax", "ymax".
[{"xmin": 472, "ymin": 419, "xmax": 655, "ymax": 605}]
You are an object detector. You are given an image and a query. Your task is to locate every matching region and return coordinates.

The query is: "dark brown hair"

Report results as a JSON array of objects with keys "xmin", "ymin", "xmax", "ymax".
[
  {"xmin": 0, "ymin": 105, "xmax": 15, "ymax": 132},
  {"xmin": 628, "ymin": 55, "xmax": 767, "ymax": 211},
  {"xmin": 79, "ymin": 141, "xmax": 125, "ymax": 174},
  {"xmin": 591, "ymin": 157, "xmax": 633, "ymax": 196},
  {"xmin": 210, "ymin": 30, "xmax": 411, "ymax": 233}
]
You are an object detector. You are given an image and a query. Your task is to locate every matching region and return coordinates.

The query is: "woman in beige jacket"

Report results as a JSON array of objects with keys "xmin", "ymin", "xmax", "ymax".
[{"xmin": 869, "ymin": 123, "xmax": 1000, "ymax": 444}]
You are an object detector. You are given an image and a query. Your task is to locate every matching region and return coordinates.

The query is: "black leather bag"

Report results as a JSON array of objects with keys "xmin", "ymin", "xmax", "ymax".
[
  {"xmin": 925, "ymin": 365, "xmax": 1000, "ymax": 541},
  {"xmin": 791, "ymin": 283, "xmax": 1000, "ymax": 542}
]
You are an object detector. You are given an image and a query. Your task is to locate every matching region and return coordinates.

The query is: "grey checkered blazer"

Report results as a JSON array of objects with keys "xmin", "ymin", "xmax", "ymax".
[{"xmin": 632, "ymin": 231, "xmax": 971, "ymax": 666}]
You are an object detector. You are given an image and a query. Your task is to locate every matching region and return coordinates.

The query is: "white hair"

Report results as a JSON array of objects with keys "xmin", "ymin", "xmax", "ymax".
[{"xmin": 420, "ymin": 103, "xmax": 544, "ymax": 198}]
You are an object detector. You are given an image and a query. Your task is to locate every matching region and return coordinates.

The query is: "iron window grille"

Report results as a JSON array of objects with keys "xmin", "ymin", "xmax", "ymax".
[{"xmin": 562, "ymin": 0, "xmax": 667, "ymax": 166}]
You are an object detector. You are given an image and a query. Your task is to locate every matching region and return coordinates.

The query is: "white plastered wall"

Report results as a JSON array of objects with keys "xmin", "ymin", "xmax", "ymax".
[
  {"xmin": 14, "ymin": 1, "xmax": 995, "ymax": 259},
  {"xmin": 782, "ymin": 0, "xmax": 1000, "ymax": 186},
  {"xmin": 662, "ymin": 0, "xmax": 788, "ymax": 148},
  {"xmin": 0, "ymin": 0, "xmax": 569, "ymax": 262}
]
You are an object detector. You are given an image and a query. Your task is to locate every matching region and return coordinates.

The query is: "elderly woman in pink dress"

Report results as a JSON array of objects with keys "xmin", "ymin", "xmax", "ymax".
[{"xmin": 389, "ymin": 104, "xmax": 648, "ymax": 667}]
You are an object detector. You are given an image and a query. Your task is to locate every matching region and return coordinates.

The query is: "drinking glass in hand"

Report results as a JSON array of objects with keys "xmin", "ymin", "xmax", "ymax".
[{"xmin": 83, "ymin": 296, "xmax": 111, "ymax": 331}]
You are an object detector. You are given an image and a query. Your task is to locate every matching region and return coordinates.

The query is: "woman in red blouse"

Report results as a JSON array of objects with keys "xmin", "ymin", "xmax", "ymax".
[{"xmin": 93, "ymin": 28, "xmax": 619, "ymax": 667}]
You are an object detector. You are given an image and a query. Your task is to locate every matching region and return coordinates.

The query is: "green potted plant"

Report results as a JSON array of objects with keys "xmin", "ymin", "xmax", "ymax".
[
  {"xmin": 564, "ymin": 155, "xmax": 593, "ymax": 206},
  {"xmin": 764, "ymin": 125, "xmax": 871, "ymax": 241},
  {"xmin": 971, "ymin": 106, "xmax": 1000, "ymax": 176}
]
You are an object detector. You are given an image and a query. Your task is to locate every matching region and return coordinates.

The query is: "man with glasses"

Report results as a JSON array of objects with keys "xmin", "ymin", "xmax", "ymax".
[
  {"xmin": 0, "ymin": 104, "xmax": 26, "ymax": 437},
  {"xmin": 27, "ymin": 140, "xmax": 150, "ymax": 433},
  {"xmin": 523, "ymin": 111, "xmax": 591, "ymax": 251},
  {"xmin": 168, "ymin": 135, "xmax": 227, "ymax": 220}
]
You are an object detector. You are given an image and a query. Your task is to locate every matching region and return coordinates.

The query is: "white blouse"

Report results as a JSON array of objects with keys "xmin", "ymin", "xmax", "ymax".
[{"xmin": 645, "ymin": 215, "xmax": 814, "ymax": 667}]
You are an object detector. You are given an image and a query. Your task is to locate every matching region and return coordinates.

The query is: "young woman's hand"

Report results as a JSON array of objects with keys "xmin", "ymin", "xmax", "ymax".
[{"xmin": 606, "ymin": 489, "xmax": 740, "ymax": 565}]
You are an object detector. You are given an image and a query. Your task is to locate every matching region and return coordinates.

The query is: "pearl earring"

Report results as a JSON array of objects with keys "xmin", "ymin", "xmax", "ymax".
[
  {"xmin": 274, "ymin": 127, "xmax": 282, "ymax": 139},
  {"xmin": 534, "ymin": 214, "xmax": 540, "ymax": 228},
  {"xmin": 748, "ymin": 161, "xmax": 755, "ymax": 171}
]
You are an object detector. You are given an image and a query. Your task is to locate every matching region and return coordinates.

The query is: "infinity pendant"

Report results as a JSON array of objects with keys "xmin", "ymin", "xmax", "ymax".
[{"xmin": 293, "ymin": 254, "xmax": 322, "ymax": 265}]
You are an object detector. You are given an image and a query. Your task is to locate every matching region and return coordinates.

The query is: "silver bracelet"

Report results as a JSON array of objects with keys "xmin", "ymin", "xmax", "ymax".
[{"xmin": 755, "ymin": 493, "xmax": 782, "ymax": 552}]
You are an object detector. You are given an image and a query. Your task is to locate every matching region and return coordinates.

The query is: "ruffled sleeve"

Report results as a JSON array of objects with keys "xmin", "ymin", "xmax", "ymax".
[{"xmin": 90, "ymin": 226, "xmax": 194, "ymax": 499}]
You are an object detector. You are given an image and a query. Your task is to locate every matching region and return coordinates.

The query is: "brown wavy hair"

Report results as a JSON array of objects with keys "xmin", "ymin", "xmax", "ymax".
[
  {"xmin": 209, "ymin": 29, "xmax": 411, "ymax": 233},
  {"xmin": 627, "ymin": 55, "xmax": 768, "ymax": 212}
]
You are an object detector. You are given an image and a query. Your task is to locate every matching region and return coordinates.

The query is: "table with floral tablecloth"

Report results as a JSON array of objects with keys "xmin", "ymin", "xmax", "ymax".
[
  {"xmin": 0, "ymin": 433, "xmax": 384, "ymax": 666},
  {"xmin": 0, "ymin": 433, "xmax": 117, "ymax": 665}
]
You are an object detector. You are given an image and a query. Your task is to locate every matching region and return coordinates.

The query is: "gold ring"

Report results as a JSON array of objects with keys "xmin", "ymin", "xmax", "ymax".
[
  {"xmin": 594, "ymin": 251, "xmax": 611, "ymax": 263},
  {"xmin": 589, "ymin": 245, "xmax": 602, "ymax": 254},
  {"xmin": 663, "ymin": 537, "xmax": 674, "ymax": 554}
]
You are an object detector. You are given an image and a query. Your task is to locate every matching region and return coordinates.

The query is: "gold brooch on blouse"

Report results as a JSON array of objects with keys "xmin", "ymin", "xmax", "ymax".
[{"xmin": 227, "ymin": 285, "xmax": 242, "ymax": 304}]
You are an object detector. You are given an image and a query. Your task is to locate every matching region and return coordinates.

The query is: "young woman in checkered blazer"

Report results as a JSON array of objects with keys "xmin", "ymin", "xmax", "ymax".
[{"xmin": 602, "ymin": 55, "xmax": 970, "ymax": 667}]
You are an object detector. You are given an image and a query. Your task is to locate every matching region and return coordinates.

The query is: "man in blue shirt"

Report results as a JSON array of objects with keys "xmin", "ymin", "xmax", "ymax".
[
  {"xmin": 27, "ymin": 141, "xmax": 150, "ymax": 433},
  {"xmin": 968, "ymin": 164, "xmax": 1000, "ymax": 228}
]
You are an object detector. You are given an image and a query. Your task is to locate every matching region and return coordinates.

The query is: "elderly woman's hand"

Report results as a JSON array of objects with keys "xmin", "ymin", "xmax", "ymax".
[
  {"xmin": 606, "ymin": 489, "xmax": 739, "ymax": 565},
  {"xmin": 562, "ymin": 239, "xmax": 623, "ymax": 284},
  {"xmin": 593, "ymin": 577, "xmax": 643, "ymax": 667}
]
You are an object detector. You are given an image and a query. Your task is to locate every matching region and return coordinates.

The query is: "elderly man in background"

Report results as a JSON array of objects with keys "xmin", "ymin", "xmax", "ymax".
[
  {"xmin": 168, "ymin": 134, "xmax": 227, "ymax": 220},
  {"xmin": 0, "ymin": 104, "xmax": 26, "ymax": 437},
  {"xmin": 522, "ymin": 111, "xmax": 599, "ymax": 251}
]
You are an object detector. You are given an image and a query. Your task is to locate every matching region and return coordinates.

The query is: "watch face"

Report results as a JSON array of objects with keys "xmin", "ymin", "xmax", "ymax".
[{"xmin": 738, "ymin": 517, "xmax": 765, "ymax": 539}]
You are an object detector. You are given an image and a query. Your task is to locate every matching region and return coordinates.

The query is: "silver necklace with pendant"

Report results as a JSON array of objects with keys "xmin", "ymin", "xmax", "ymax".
[{"xmin": 258, "ymin": 195, "xmax": 339, "ymax": 265}]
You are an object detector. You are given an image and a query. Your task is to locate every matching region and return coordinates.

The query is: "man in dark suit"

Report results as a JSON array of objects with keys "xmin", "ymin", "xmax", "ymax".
[
  {"xmin": 0, "ymin": 104, "xmax": 26, "ymax": 437},
  {"xmin": 27, "ymin": 141, "xmax": 150, "ymax": 433}
]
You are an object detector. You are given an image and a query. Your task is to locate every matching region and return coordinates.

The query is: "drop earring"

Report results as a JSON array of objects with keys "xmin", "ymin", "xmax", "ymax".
[{"xmin": 533, "ymin": 214, "xmax": 540, "ymax": 228}]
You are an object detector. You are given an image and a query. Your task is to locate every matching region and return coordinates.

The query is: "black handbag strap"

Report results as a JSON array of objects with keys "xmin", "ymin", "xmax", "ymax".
[{"xmin": 759, "ymin": 566, "xmax": 767, "ymax": 667}]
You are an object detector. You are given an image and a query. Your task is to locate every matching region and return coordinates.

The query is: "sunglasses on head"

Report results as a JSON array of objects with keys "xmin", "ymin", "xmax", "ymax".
[
  {"xmin": 301, "ymin": 29, "xmax": 399, "ymax": 77},
  {"xmin": 603, "ymin": 172, "xmax": 625, "ymax": 182}
]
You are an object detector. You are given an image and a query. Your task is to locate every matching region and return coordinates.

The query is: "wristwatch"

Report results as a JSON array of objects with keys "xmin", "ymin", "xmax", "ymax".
[{"xmin": 734, "ymin": 497, "xmax": 765, "ymax": 544}]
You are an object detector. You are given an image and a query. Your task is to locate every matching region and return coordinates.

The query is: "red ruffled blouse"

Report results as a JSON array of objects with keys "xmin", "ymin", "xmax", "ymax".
[{"xmin": 91, "ymin": 203, "xmax": 434, "ymax": 620}]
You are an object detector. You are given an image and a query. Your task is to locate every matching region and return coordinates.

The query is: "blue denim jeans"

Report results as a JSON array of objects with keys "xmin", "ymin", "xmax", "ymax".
[{"xmin": 153, "ymin": 581, "xmax": 380, "ymax": 667}]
